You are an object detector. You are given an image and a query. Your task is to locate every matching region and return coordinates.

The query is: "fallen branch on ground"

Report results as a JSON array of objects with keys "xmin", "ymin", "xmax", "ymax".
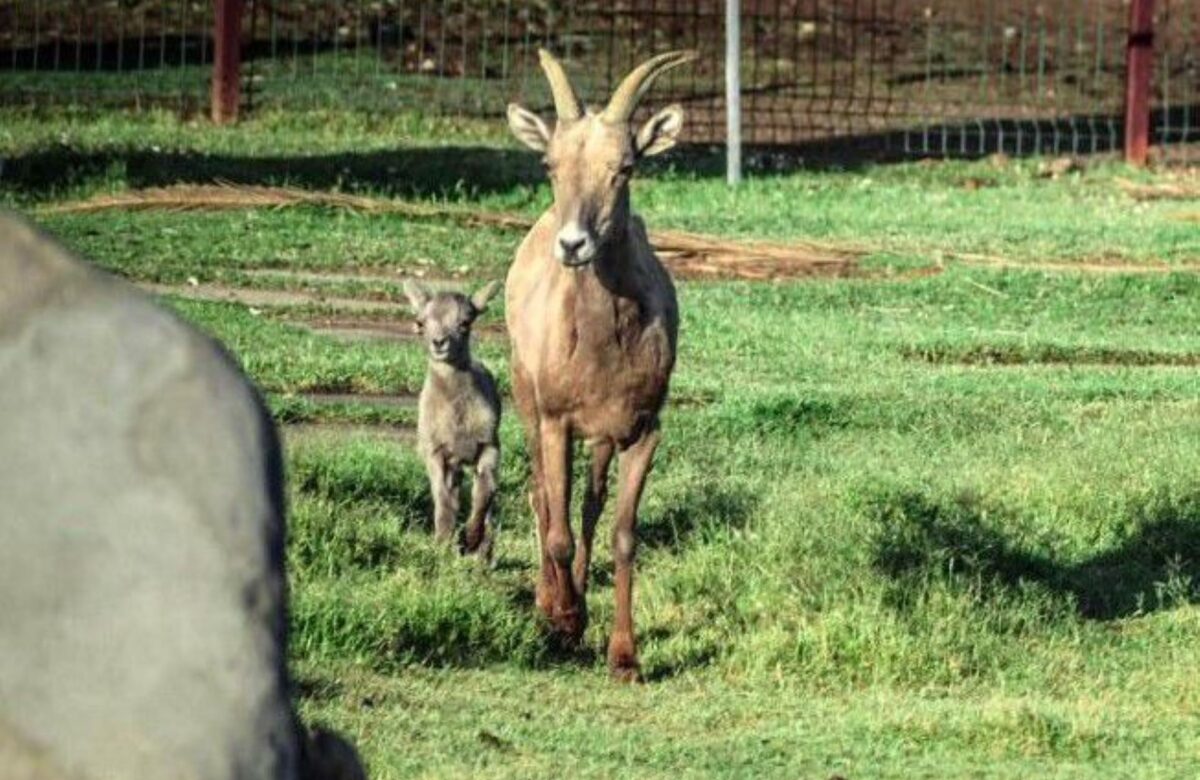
[
  {"xmin": 42, "ymin": 182, "xmax": 868, "ymax": 281},
  {"xmin": 1115, "ymin": 177, "xmax": 1200, "ymax": 201}
]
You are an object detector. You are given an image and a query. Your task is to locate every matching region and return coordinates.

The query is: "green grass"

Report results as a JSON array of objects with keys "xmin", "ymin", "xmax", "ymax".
[{"xmin": 4, "ymin": 105, "xmax": 1200, "ymax": 778}]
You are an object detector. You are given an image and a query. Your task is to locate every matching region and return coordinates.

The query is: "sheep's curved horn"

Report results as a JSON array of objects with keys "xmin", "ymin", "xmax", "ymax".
[
  {"xmin": 537, "ymin": 48, "xmax": 584, "ymax": 121},
  {"xmin": 602, "ymin": 50, "xmax": 698, "ymax": 123}
]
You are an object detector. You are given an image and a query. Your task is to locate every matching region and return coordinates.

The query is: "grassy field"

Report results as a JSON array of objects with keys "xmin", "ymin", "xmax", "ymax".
[{"xmin": 4, "ymin": 105, "xmax": 1200, "ymax": 778}]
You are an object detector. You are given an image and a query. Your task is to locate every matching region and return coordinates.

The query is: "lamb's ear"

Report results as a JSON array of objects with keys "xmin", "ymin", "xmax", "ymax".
[
  {"xmin": 635, "ymin": 103, "xmax": 685, "ymax": 158},
  {"xmin": 507, "ymin": 103, "xmax": 551, "ymax": 152},
  {"xmin": 403, "ymin": 280, "xmax": 430, "ymax": 313},
  {"xmin": 470, "ymin": 280, "xmax": 503, "ymax": 313}
]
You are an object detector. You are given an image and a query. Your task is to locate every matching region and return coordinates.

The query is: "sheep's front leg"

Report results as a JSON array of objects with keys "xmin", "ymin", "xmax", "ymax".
[
  {"xmin": 539, "ymin": 417, "xmax": 583, "ymax": 640},
  {"xmin": 464, "ymin": 444, "xmax": 499, "ymax": 559},
  {"xmin": 609, "ymin": 422, "xmax": 661, "ymax": 683},
  {"xmin": 427, "ymin": 455, "xmax": 460, "ymax": 544}
]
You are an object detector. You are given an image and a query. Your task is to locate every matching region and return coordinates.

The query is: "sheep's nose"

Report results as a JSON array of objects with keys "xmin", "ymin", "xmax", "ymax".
[
  {"xmin": 432, "ymin": 337, "xmax": 448, "ymax": 349},
  {"xmin": 558, "ymin": 235, "xmax": 586, "ymax": 255}
]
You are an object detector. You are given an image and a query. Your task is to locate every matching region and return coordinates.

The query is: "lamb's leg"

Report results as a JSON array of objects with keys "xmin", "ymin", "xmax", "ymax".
[
  {"xmin": 427, "ymin": 455, "xmax": 460, "ymax": 544},
  {"xmin": 573, "ymin": 439, "xmax": 614, "ymax": 598},
  {"xmin": 464, "ymin": 444, "xmax": 499, "ymax": 559},
  {"xmin": 608, "ymin": 422, "xmax": 661, "ymax": 683},
  {"xmin": 539, "ymin": 416, "xmax": 582, "ymax": 639}
]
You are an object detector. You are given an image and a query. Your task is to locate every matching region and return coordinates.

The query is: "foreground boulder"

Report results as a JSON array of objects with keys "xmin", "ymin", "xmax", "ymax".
[{"xmin": 0, "ymin": 212, "xmax": 358, "ymax": 779}]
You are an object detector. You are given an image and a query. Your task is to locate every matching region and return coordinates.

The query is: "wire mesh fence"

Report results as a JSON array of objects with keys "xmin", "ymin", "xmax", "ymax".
[{"xmin": 2, "ymin": 1, "xmax": 1197, "ymax": 161}]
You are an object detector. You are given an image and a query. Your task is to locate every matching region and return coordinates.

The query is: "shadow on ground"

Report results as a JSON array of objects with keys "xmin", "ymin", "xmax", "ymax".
[
  {"xmin": 0, "ymin": 144, "xmax": 546, "ymax": 200},
  {"xmin": 639, "ymin": 480, "xmax": 757, "ymax": 551},
  {"xmin": 6, "ymin": 104, "xmax": 1199, "ymax": 201},
  {"xmin": 870, "ymin": 488, "xmax": 1200, "ymax": 619}
]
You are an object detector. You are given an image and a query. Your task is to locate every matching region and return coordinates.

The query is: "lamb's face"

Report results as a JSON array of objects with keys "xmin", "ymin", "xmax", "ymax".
[
  {"xmin": 403, "ymin": 280, "xmax": 501, "ymax": 366},
  {"xmin": 414, "ymin": 292, "xmax": 476, "ymax": 365}
]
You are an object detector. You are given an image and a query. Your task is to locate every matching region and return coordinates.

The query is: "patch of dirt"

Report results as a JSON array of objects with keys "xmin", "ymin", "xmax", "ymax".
[
  {"xmin": 241, "ymin": 267, "xmax": 459, "ymax": 285},
  {"xmin": 141, "ymin": 282, "xmax": 409, "ymax": 313},
  {"xmin": 299, "ymin": 391, "xmax": 419, "ymax": 409},
  {"xmin": 1116, "ymin": 176, "xmax": 1200, "ymax": 201},
  {"xmin": 282, "ymin": 421, "xmax": 415, "ymax": 445},
  {"xmin": 660, "ymin": 249, "xmax": 859, "ymax": 281}
]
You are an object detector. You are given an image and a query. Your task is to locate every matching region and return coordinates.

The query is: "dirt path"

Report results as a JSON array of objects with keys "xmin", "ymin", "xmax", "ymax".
[
  {"xmin": 295, "ymin": 315, "xmax": 507, "ymax": 344},
  {"xmin": 240, "ymin": 268, "xmax": 458, "ymax": 286},
  {"xmin": 298, "ymin": 391, "xmax": 419, "ymax": 409},
  {"xmin": 141, "ymin": 282, "xmax": 410, "ymax": 313},
  {"xmin": 282, "ymin": 421, "xmax": 415, "ymax": 445}
]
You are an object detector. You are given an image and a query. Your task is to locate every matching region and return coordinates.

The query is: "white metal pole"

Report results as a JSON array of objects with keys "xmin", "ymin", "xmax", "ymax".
[{"xmin": 725, "ymin": 0, "xmax": 742, "ymax": 185}]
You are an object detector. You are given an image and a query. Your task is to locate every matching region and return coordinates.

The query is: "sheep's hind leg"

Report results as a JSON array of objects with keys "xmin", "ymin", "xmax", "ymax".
[
  {"xmin": 608, "ymin": 423, "xmax": 661, "ymax": 683},
  {"xmin": 464, "ymin": 444, "xmax": 499, "ymax": 560},
  {"xmin": 573, "ymin": 439, "xmax": 614, "ymax": 598}
]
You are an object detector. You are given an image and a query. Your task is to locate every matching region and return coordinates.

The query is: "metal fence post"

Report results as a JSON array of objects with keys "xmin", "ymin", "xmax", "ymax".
[
  {"xmin": 1123, "ymin": 0, "xmax": 1156, "ymax": 165},
  {"xmin": 212, "ymin": 0, "xmax": 245, "ymax": 124},
  {"xmin": 725, "ymin": 0, "xmax": 742, "ymax": 185}
]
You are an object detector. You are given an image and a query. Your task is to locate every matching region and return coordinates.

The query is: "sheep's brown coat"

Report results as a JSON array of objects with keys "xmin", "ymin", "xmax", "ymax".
[{"xmin": 505, "ymin": 49, "xmax": 695, "ymax": 680}]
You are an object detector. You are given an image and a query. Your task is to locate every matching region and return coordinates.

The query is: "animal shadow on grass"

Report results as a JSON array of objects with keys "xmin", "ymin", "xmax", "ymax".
[
  {"xmin": 633, "ymin": 481, "xmax": 757, "ymax": 681},
  {"xmin": 9, "ymin": 102, "xmax": 1200, "ymax": 203},
  {"xmin": 293, "ymin": 674, "xmax": 345, "ymax": 705},
  {"xmin": 869, "ymin": 489, "xmax": 1200, "ymax": 619},
  {"xmin": 494, "ymin": 480, "xmax": 755, "ymax": 674},
  {"xmin": 638, "ymin": 480, "xmax": 758, "ymax": 552},
  {"xmin": 2, "ymin": 145, "xmax": 545, "ymax": 200}
]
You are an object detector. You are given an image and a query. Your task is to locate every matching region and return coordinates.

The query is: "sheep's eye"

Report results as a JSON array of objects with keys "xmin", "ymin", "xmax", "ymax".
[{"xmin": 414, "ymin": 320, "xmax": 425, "ymax": 333}]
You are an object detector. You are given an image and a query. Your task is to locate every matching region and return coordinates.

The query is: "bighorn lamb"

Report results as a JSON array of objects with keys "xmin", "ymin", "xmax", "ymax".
[
  {"xmin": 405, "ymin": 280, "xmax": 503, "ymax": 557},
  {"xmin": 505, "ymin": 49, "xmax": 695, "ymax": 680}
]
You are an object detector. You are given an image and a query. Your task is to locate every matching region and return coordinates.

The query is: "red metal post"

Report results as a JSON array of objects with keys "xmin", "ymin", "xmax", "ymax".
[
  {"xmin": 1123, "ymin": 0, "xmax": 1156, "ymax": 165},
  {"xmin": 211, "ymin": 0, "xmax": 245, "ymax": 124}
]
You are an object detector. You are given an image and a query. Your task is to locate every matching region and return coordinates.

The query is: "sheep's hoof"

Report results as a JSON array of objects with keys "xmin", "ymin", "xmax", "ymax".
[
  {"xmin": 535, "ymin": 581, "xmax": 556, "ymax": 617},
  {"xmin": 608, "ymin": 658, "xmax": 642, "ymax": 684},
  {"xmin": 608, "ymin": 634, "xmax": 639, "ymax": 682},
  {"xmin": 548, "ymin": 605, "xmax": 586, "ymax": 643}
]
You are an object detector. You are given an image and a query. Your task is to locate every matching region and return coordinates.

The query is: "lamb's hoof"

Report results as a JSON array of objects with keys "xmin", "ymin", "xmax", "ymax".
[
  {"xmin": 462, "ymin": 526, "xmax": 489, "ymax": 557},
  {"xmin": 473, "ymin": 535, "xmax": 495, "ymax": 567}
]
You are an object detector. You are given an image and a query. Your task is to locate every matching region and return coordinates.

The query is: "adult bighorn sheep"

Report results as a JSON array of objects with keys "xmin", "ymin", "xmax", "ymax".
[{"xmin": 505, "ymin": 49, "xmax": 695, "ymax": 681}]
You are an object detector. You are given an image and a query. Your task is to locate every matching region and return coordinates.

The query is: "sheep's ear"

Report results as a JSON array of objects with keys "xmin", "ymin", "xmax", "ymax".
[
  {"xmin": 403, "ymin": 280, "xmax": 430, "ymax": 313},
  {"xmin": 470, "ymin": 280, "xmax": 503, "ymax": 313},
  {"xmin": 507, "ymin": 104, "xmax": 551, "ymax": 152},
  {"xmin": 635, "ymin": 103, "xmax": 685, "ymax": 158}
]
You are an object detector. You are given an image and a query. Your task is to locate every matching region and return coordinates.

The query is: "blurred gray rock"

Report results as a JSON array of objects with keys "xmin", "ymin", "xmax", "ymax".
[{"xmin": 0, "ymin": 212, "xmax": 301, "ymax": 778}]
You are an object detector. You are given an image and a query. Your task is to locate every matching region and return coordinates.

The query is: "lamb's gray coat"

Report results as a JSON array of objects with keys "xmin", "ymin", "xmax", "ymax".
[{"xmin": 405, "ymin": 280, "xmax": 503, "ymax": 556}]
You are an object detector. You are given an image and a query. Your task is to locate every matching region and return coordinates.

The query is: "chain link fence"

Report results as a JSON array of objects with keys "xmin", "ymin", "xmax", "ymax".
[{"xmin": 2, "ymin": 1, "xmax": 1197, "ymax": 161}]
